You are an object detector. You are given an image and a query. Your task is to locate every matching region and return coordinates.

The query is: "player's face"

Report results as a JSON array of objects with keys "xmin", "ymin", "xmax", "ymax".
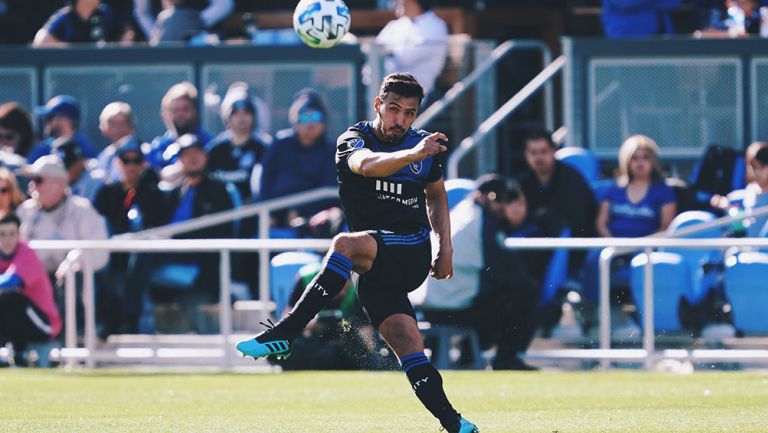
[
  {"xmin": 524, "ymin": 138, "xmax": 555, "ymax": 176},
  {"xmin": 375, "ymin": 94, "xmax": 419, "ymax": 142},
  {"xmin": 0, "ymin": 222, "xmax": 19, "ymax": 256}
]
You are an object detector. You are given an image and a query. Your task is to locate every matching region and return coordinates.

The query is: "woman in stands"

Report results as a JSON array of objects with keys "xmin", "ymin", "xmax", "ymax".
[
  {"xmin": 0, "ymin": 167, "xmax": 26, "ymax": 219},
  {"xmin": 597, "ymin": 135, "xmax": 677, "ymax": 238}
]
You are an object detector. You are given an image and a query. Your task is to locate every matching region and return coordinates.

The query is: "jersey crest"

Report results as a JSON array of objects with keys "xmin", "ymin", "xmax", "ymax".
[{"xmin": 410, "ymin": 161, "xmax": 423, "ymax": 174}]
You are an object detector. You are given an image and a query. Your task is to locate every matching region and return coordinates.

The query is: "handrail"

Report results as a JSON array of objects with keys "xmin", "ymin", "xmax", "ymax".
[
  {"xmin": 413, "ymin": 39, "xmax": 554, "ymax": 132},
  {"xmin": 446, "ymin": 55, "xmax": 567, "ymax": 179},
  {"xmin": 43, "ymin": 237, "xmax": 768, "ymax": 369},
  {"xmin": 650, "ymin": 205, "xmax": 768, "ymax": 239},
  {"xmin": 118, "ymin": 186, "xmax": 339, "ymax": 240}
]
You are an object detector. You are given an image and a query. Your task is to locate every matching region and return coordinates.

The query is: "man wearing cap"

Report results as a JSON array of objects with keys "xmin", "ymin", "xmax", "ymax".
[
  {"xmin": 51, "ymin": 136, "xmax": 105, "ymax": 202},
  {"xmin": 416, "ymin": 174, "xmax": 542, "ymax": 370},
  {"xmin": 94, "ymin": 139, "xmax": 168, "ymax": 333},
  {"xmin": 167, "ymin": 133, "xmax": 233, "ymax": 301},
  {"xmin": 27, "ymin": 95, "xmax": 98, "ymax": 163},
  {"xmin": 146, "ymin": 82, "xmax": 212, "ymax": 170},
  {"xmin": 15, "ymin": 155, "xmax": 109, "ymax": 276},
  {"xmin": 260, "ymin": 88, "xmax": 338, "ymax": 229},
  {"xmin": 205, "ymin": 83, "xmax": 270, "ymax": 204}
]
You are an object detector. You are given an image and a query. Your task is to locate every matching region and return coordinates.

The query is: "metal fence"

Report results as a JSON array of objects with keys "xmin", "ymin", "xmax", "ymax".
[
  {"xmin": 564, "ymin": 37, "xmax": 768, "ymax": 158},
  {"xmin": 0, "ymin": 45, "xmax": 363, "ymax": 149}
]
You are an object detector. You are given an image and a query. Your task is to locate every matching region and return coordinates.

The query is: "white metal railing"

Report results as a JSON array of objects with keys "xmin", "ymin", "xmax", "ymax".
[
  {"xmin": 446, "ymin": 55, "xmax": 567, "ymax": 179},
  {"xmin": 502, "ymin": 236, "xmax": 768, "ymax": 370},
  {"xmin": 118, "ymin": 186, "xmax": 339, "ymax": 303},
  {"xmin": 30, "ymin": 238, "xmax": 333, "ymax": 369},
  {"xmin": 413, "ymin": 39, "xmax": 555, "ymax": 132}
]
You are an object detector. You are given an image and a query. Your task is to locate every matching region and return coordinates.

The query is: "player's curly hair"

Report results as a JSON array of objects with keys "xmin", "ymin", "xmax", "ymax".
[{"xmin": 379, "ymin": 73, "xmax": 424, "ymax": 105}]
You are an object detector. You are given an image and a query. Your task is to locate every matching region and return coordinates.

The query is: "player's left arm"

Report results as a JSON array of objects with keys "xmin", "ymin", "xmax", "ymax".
[{"xmin": 425, "ymin": 177, "xmax": 452, "ymax": 280}]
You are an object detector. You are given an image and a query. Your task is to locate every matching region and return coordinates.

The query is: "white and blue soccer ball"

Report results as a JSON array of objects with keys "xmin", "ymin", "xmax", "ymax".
[{"xmin": 293, "ymin": 0, "xmax": 351, "ymax": 49}]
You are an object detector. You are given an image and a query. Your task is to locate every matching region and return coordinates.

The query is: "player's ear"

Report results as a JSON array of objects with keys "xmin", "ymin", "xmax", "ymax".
[{"xmin": 374, "ymin": 96, "xmax": 382, "ymax": 113}]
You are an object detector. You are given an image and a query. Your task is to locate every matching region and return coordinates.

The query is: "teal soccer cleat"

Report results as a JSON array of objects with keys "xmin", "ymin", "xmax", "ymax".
[
  {"xmin": 235, "ymin": 320, "xmax": 293, "ymax": 360},
  {"xmin": 457, "ymin": 418, "xmax": 479, "ymax": 433}
]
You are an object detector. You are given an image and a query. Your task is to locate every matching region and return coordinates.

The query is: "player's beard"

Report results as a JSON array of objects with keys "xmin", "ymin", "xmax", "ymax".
[{"xmin": 379, "ymin": 123, "xmax": 405, "ymax": 144}]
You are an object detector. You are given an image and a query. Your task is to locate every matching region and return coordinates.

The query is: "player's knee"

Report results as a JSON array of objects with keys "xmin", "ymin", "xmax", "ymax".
[{"xmin": 331, "ymin": 233, "xmax": 376, "ymax": 272}]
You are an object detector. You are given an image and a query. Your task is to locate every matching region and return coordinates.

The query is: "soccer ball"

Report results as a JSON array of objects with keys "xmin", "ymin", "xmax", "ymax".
[{"xmin": 293, "ymin": 0, "xmax": 351, "ymax": 49}]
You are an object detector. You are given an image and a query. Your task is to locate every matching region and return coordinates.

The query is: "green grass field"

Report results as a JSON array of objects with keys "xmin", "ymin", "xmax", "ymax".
[{"xmin": 1, "ymin": 369, "xmax": 767, "ymax": 432}]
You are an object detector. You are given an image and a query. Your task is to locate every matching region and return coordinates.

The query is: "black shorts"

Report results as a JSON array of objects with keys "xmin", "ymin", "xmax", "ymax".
[{"xmin": 357, "ymin": 227, "xmax": 432, "ymax": 328}]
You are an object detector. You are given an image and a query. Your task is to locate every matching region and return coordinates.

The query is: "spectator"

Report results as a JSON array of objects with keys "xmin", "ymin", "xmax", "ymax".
[
  {"xmin": 0, "ymin": 167, "xmax": 26, "ymax": 218},
  {"xmin": 418, "ymin": 175, "xmax": 540, "ymax": 370},
  {"xmin": 0, "ymin": 102, "xmax": 35, "ymax": 159},
  {"xmin": 597, "ymin": 135, "xmax": 677, "ymax": 238},
  {"xmin": 51, "ymin": 136, "xmax": 104, "ymax": 202},
  {"xmin": 696, "ymin": 0, "xmax": 761, "ymax": 37},
  {"xmin": 602, "ymin": 0, "xmax": 681, "ymax": 38},
  {"xmin": 519, "ymin": 129, "xmax": 596, "ymax": 277},
  {"xmin": 94, "ymin": 139, "xmax": 168, "ymax": 333},
  {"xmin": 205, "ymin": 82, "xmax": 270, "ymax": 203},
  {"xmin": 27, "ymin": 95, "xmax": 98, "ymax": 163},
  {"xmin": 167, "ymin": 133, "xmax": 233, "ymax": 301},
  {"xmin": 745, "ymin": 141, "xmax": 768, "ymax": 186},
  {"xmin": 742, "ymin": 147, "xmax": 768, "ymax": 237},
  {"xmin": 95, "ymin": 102, "xmax": 137, "ymax": 184},
  {"xmin": 375, "ymin": 0, "xmax": 448, "ymax": 98},
  {"xmin": 16, "ymin": 155, "xmax": 109, "ymax": 274},
  {"xmin": 0, "ymin": 213, "xmax": 62, "ymax": 367},
  {"xmin": 145, "ymin": 82, "xmax": 212, "ymax": 169},
  {"xmin": 149, "ymin": 0, "xmax": 234, "ymax": 45},
  {"xmin": 32, "ymin": 0, "xmax": 134, "ymax": 47},
  {"xmin": 260, "ymin": 89, "xmax": 338, "ymax": 229}
]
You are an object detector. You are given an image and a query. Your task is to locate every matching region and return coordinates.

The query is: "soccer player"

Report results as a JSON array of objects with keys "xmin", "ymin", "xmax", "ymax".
[{"xmin": 237, "ymin": 73, "xmax": 479, "ymax": 433}]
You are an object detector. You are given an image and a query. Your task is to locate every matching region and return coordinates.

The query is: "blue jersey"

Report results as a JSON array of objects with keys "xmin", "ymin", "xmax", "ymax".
[
  {"xmin": 604, "ymin": 181, "xmax": 676, "ymax": 237},
  {"xmin": 336, "ymin": 121, "xmax": 443, "ymax": 232}
]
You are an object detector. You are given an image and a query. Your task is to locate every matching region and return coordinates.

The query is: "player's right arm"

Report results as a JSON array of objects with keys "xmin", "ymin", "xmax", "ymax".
[{"xmin": 346, "ymin": 132, "xmax": 448, "ymax": 178}]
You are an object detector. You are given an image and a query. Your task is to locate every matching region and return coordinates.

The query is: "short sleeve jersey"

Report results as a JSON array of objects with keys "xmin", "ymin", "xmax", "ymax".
[
  {"xmin": 604, "ymin": 181, "xmax": 676, "ymax": 237},
  {"xmin": 336, "ymin": 121, "xmax": 443, "ymax": 232}
]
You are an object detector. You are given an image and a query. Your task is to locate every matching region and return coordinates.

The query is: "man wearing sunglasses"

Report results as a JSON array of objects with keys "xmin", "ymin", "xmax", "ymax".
[
  {"xmin": 15, "ymin": 155, "xmax": 108, "ymax": 289},
  {"xmin": 259, "ymin": 89, "xmax": 339, "ymax": 234},
  {"xmin": 94, "ymin": 140, "xmax": 168, "ymax": 334}
]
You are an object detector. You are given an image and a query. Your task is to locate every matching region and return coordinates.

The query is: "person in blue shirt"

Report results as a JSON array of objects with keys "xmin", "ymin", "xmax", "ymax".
[
  {"xmin": 597, "ymin": 134, "xmax": 677, "ymax": 238},
  {"xmin": 145, "ymin": 82, "xmax": 212, "ymax": 170},
  {"xmin": 602, "ymin": 0, "xmax": 682, "ymax": 38},
  {"xmin": 27, "ymin": 95, "xmax": 98, "ymax": 163},
  {"xmin": 32, "ymin": 0, "xmax": 133, "ymax": 47},
  {"xmin": 259, "ymin": 88, "xmax": 338, "ymax": 228}
]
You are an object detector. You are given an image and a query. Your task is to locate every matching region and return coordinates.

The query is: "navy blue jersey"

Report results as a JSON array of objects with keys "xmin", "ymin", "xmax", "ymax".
[
  {"xmin": 44, "ymin": 5, "xmax": 125, "ymax": 43},
  {"xmin": 336, "ymin": 121, "xmax": 443, "ymax": 232},
  {"xmin": 205, "ymin": 130, "xmax": 270, "ymax": 202}
]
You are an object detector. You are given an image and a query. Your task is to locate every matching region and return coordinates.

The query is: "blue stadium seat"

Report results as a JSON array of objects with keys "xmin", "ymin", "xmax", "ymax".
[
  {"xmin": 555, "ymin": 147, "xmax": 599, "ymax": 184},
  {"xmin": 665, "ymin": 211, "xmax": 723, "ymax": 303},
  {"xmin": 630, "ymin": 252, "xmax": 690, "ymax": 332},
  {"xmin": 444, "ymin": 178, "xmax": 476, "ymax": 210},
  {"xmin": 270, "ymin": 251, "xmax": 322, "ymax": 317},
  {"xmin": 724, "ymin": 252, "xmax": 768, "ymax": 334}
]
